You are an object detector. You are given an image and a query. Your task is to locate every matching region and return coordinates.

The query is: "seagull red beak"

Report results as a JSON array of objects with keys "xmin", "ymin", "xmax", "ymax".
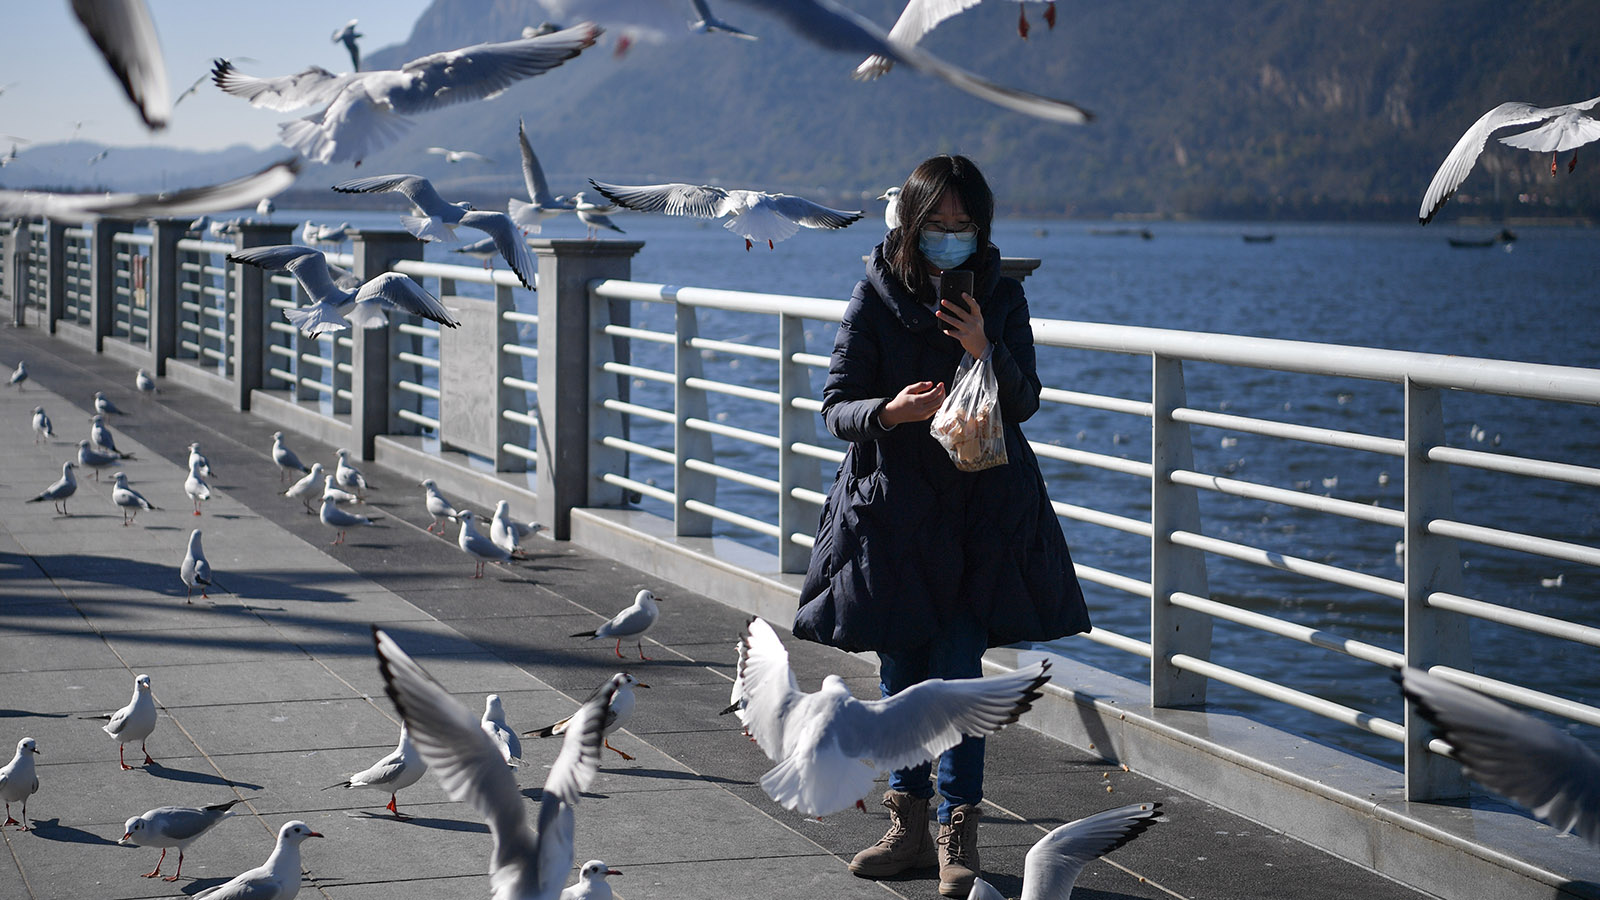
[{"xmin": 308, "ymin": 831, "xmax": 325, "ymax": 838}]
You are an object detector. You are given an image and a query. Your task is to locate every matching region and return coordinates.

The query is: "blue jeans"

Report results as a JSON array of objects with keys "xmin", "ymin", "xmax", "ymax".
[{"xmin": 879, "ymin": 623, "xmax": 988, "ymax": 823}]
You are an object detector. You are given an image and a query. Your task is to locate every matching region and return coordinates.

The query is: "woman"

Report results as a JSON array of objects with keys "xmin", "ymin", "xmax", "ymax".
[{"xmin": 795, "ymin": 155, "xmax": 1090, "ymax": 897}]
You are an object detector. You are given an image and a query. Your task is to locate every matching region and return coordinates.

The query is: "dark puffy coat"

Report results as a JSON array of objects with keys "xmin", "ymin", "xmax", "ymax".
[{"xmin": 794, "ymin": 240, "xmax": 1090, "ymax": 653}]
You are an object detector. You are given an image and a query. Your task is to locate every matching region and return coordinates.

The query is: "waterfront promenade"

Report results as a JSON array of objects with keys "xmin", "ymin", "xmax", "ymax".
[{"xmin": 0, "ymin": 320, "xmax": 1449, "ymax": 899}]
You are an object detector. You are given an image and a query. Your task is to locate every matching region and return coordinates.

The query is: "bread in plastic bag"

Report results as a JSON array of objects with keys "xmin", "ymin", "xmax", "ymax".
[{"xmin": 929, "ymin": 351, "xmax": 1008, "ymax": 472}]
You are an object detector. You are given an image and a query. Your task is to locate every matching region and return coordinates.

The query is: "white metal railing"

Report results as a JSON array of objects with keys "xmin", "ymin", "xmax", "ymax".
[
  {"xmin": 175, "ymin": 238, "xmax": 235, "ymax": 371},
  {"xmin": 110, "ymin": 232, "xmax": 154, "ymax": 347}
]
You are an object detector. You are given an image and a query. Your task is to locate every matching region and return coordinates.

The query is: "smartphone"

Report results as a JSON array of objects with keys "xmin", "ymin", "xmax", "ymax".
[{"xmin": 939, "ymin": 270, "xmax": 974, "ymax": 313}]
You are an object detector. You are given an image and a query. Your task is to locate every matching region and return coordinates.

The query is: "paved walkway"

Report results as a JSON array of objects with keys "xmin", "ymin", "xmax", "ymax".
[{"xmin": 0, "ymin": 327, "xmax": 1437, "ymax": 900}]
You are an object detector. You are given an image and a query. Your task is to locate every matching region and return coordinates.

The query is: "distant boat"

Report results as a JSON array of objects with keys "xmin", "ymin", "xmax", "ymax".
[
  {"xmin": 1088, "ymin": 227, "xmax": 1154, "ymax": 239},
  {"xmin": 1241, "ymin": 233, "xmax": 1275, "ymax": 243},
  {"xmin": 1448, "ymin": 228, "xmax": 1517, "ymax": 248}
]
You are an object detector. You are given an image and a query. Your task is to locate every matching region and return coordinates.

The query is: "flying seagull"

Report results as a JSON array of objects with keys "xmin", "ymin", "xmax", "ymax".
[
  {"xmin": 508, "ymin": 119, "xmax": 576, "ymax": 234},
  {"xmin": 1418, "ymin": 95, "xmax": 1600, "ymax": 224},
  {"xmin": 70, "ymin": 0, "xmax": 171, "ymax": 130},
  {"xmin": 854, "ymin": 0, "xmax": 982, "ymax": 80},
  {"xmin": 0, "ymin": 159, "xmax": 300, "ymax": 223},
  {"xmin": 331, "ymin": 175, "xmax": 537, "ymax": 288},
  {"xmin": 229, "ymin": 245, "xmax": 460, "ymax": 337},
  {"xmin": 212, "ymin": 24, "xmax": 602, "ymax": 166},
  {"xmin": 590, "ymin": 179, "xmax": 862, "ymax": 250},
  {"xmin": 427, "ymin": 146, "xmax": 494, "ymax": 164},
  {"xmin": 332, "ymin": 19, "xmax": 362, "ymax": 71},
  {"xmin": 968, "ymin": 803, "xmax": 1162, "ymax": 900}
]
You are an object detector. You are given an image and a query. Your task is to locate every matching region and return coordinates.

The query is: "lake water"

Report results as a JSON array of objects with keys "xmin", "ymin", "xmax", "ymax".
[{"xmin": 276, "ymin": 208, "xmax": 1600, "ymax": 765}]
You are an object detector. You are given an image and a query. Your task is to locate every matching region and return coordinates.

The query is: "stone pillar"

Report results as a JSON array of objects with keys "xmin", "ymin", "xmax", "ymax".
[
  {"xmin": 350, "ymin": 230, "xmax": 424, "ymax": 460},
  {"xmin": 148, "ymin": 221, "xmax": 182, "ymax": 375},
  {"xmin": 44, "ymin": 220, "xmax": 68, "ymax": 334},
  {"xmin": 528, "ymin": 239, "xmax": 644, "ymax": 539},
  {"xmin": 90, "ymin": 219, "xmax": 133, "ymax": 351},
  {"xmin": 230, "ymin": 223, "xmax": 296, "ymax": 411}
]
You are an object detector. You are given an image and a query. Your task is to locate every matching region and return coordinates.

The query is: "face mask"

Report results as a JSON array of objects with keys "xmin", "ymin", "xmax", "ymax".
[{"xmin": 919, "ymin": 230, "xmax": 978, "ymax": 270}]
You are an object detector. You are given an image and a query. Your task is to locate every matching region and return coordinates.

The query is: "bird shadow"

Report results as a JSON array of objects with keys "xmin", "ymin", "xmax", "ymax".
[
  {"xmin": 521, "ymin": 786, "xmax": 611, "ymax": 802},
  {"xmin": 604, "ymin": 766, "xmax": 751, "ymax": 787},
  {"xmin": 179, "ymin": 876, "xmax": 232, "ymax": 895},
  {"xmin": 0, "ymin": 709, "xmax": 69, "ymax": 719},
  {"xmin": 144, "ymin": 761, "xmax": 263, "ymax": 791},
  {"xmin": 25, "ymin": 818, "xmax": 120, "ymax": 846},
  {"xmin": 347, "ymin": 811, "xmax": 489, "ymax": 834}
]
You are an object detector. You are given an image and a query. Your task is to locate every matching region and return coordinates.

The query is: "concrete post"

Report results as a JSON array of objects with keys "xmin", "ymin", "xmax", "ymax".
[
  {"xmin": 350, "ymin": 230, "xmax": 424, "ymax": 460},
  {"xmin": 1149, "ymin": 355, "xmax": 1213, "ymax": 707},
  {"xmin": 778, "ymin": 312, "xmax": 822, "ymax": 573},
  {"xmin": 230, "ymin": 223, "xmax": 296, "ymax": 411},
  {"xmin": 44, "ymin": 220, "xmax": 68, "ymax": 334},
  {"xmin": 529, "ymin": 238, "xmax": 644, "ymax": 539},
  {"xmin": 90, "ymin": 219, "xmax": 133, "ymax": 350},
  {"xmin": 6, "ymin": 223, "xmax": 26, "ymax": 327},
  {"xmin": 1403, "ymin": 378, "xmax": 1472, "ymax": 801},
  {"xmin": 148, "ymin": 221, "xmax": 182, "ymax": 374}
]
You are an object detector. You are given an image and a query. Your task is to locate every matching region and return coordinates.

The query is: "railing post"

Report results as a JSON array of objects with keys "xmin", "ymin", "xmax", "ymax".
[
  {"xmin": 528, "ymin": 239, "xmax": 644, "ymax": 539},
  {"xmin": 1149, "ymin": 354, "xmax": 1214, "ymax": 707},
  {"xmin": 230, "ymin": 223, "xmax": 296, "ymax": 411},
  {"xmin": 674, "ymin": 304, "xmax": 715, "ymax": 537},
  {"xmin": 778, "ymin": 312, "xmax": 822, "ymax": 573},
  {"xmin": 1403, "ymin": 378, "xmax": 1472, "ymax": 800},
  {"xmin": 44, "ymin": 220, "xmax": 68, "ymax": 334},
  {"xmin": 349, "ymin": 230, "xmax": 424, "ymax": 460},
  {"xmin": 147, "ymin": 221, "xmax": 182, "ymax": 374},
  {"xmin": 90, "ymin": 219, "xmax": 133, "ymax": 351}
]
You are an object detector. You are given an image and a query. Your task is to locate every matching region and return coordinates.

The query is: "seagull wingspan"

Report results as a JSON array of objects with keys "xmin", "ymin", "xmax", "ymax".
[
  {"xmin": 1418, "ymin": 101, "xmax": 1560, "ymax": 224},
  {"xmin": 458, "ymin": 212, "xmax": 536, "ymax": 290},
  {"xmin": 590, "ymin": 181, "xmax": 729, "ymax": 218},
  {"xmin": 332, "ymin": 174, "xmax": 465, "ymax": 219},
  {"xmin": 855, "ymin": 0, "xmax": 985, "ymax": 80},
  {"xmin": 0, "ymin": 160, "xmax": 300, "ymax": 224},
  {"xmin": 355, "ymin": 274, "xmax": 459, "ymax": 328},
  {"xmin": 737, "ymin": 618, "xmax": 804, "ymax": 762},
  {"xmin": 384, "ymin": 24, "xmax": 602, "ymax": 116},
  {"xmin": 1019, "ymin": 803, "xmax": 1163, "ymax": 900},
  {"xmin": 70, "ymin": 0, "xmax": 172, "ymax": 130},
  {"xmin": 518, "ymin": 120, "xmax": 568, "ymax": 208},
  {"xmin": 229, "ymin": 245, "xmax": 349, "ymax": 305},
  {"xmin": 1499, "ymin": 102, "xmax": 1600, "ymax": 153},
  {"xmin": 211, "ymin": 60, "xmax": 356, "ymax": 112}
]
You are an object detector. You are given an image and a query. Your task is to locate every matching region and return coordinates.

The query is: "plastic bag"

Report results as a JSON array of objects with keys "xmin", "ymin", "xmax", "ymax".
[{"xmin": 930, "ymin": 352, "xmax": 1008, "ymax": 472}]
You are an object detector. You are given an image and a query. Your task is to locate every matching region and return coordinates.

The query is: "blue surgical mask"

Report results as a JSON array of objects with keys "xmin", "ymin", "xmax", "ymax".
[{"xmin": 919, "ymin": 230, "xmax": 977, "ymax": 270}]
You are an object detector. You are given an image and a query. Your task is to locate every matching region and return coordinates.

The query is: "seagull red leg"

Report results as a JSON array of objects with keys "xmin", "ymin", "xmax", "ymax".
[
  {"xmin": 613, "ymin": 638, "xmax": 624, "ymax": 659},
  {"xmin": 162, "ymin": 849, "xmax": 185, "ymax": 882},
  {"xmin": 1018, "ymin": 5, "xmax": 1030, "ymax": 38},
  {"xmin": 141, "ymin": 848, "xmax": 167, "ymax": 878},
  {"xmin": 119, "ymin": 743, "xmax": 133, "ymax": 770},
  {"xmin": 142, "ymin": 740, "xmax": 154, "ymax": 765},
  {"xmin": 1045, "ymin": 2, "xmax": 1057, "ymax": 28}
]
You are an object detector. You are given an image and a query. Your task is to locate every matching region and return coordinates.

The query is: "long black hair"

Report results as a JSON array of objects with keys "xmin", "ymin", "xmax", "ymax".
[{"xmin": 884, "ymin": 154, "xmax": 995, "ymax": 299}]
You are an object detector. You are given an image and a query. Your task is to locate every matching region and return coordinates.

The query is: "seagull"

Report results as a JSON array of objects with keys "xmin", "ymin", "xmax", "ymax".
[
  {"xmin": 421, "ymin": 478, "xmax": 461, "ymax": 534},
  {"xmin": 185, "ymin": 457, "xmax": 212, "ymax": 515},
  {"xmin": 0, "ymin": 159, "xmax": 301, "ymax": 223},
  {"xmin": 428, "ymin": 146, "xmax": 494, "ymax": 164},
  {"xmin": 320, "ymin": 494, "xmax": 382, "ymax": 545},
  {"xmin": 508, "ymin": 119, "xmax": 576, "ymax": 234},
  {"xmin": 135, "ymin": 368, "xmax": 157, "ymax": 394},
  {"xmin": 31, "ymin": 406, "xmax": 53, "ymax": 443},
  {"xmin": 335, "ymin": 448, "xmax": 373, "ymax": 499},
  {"xmin": 561, "ymin": 860, "xmax": 621, "ymax": 900},
  {"xmin": 97, "ymin": 673, "xmax": 159, "ymax": 770},
  {"xmin": 322, "ymin": 724, "xmax": 428, "ymax": 818},
  {"xmin": 589, "ymin": 179, "xmax": 863, "ymax": 250},
  {"xmin": 572, "ymin": 192, "xmax": 625, "ymax": 238},
  {"xmin": 300, "ymin": 220, "xmax": 354, "ymax": 247},
  {"xmin": 120, "ymin": 797, "xmax": 248, "ymax": 881},
  {"xmin": 272, "ymin": 432, "xmax": 311, "ymax": 481},
  {"xmin": 322, "ymin": 474, "xmax": 360, "ymax": 505},
  {"xmin": 78, "ymin": 440, "xmax": 124, "ymax": 481},
  {"xmin": 112, "ymin": 472, "xmax": 159, "ymax": 525},
  {"xmin": 90, "ymin": 414, "xmax": 133, "ymax": 458},
  {"xmin": 853, "ymin": 0, "xmax": 983, "ymax": 80},
  {"xmin": 373, "ymin": 626, "xmax": 611, "ymax": 900},
  {"xmin": 27, "ymin": 461, "xmax": 77, "ymax": 515},
  {"xmin": 528, "ymin": 672, "xmax": 647, "ymax": 761},
  {"xmin": 738, "ymin": 616, "xmax": 1051, "ymax": 817},
  {"xmin": 457, "ymin": 509, "xmax": 513, "ymax": 578},
  {"xmin": 69, "ymin": 0, "xmax": 171, "ymax": 130},
  {"xmin": 332, "ymin": 18, "xmax": 362, "ymax": 71},
  {"xmin": 212, "ymin": 24, "xmax": 602, "ymax": 166},
  {"xmin": 724, "ymin": 0, "xmax": 1091, "ymax": 124},
  {"xmin": 192, "ymin": 820, "xmax": 323, "ymax": 900},
  {"xmin": 88, "ymin": 148, "xmax": 112, "ymax": 165},
  {"xmin": 689, "ymin": 0, "xmax": 759, "ymax": 39},
  {"xmin": 878, "ymin": 186, "xmax": 901, "ymax": 229},
  {"xmin": 181, "ymin": 529, "xmax": 212, "ymax": 601},
  {"xmin": 330, "ymin": 173, "xmax": 473, "ymax": 243},
  {"xmin": 453, "ymin": 236, "xmax": 501, "ymax": 269},
  {"xmin": 967, "ymin": 803, "xmax": 1162, "ymax": 900},
  {"xmin": 94, "ymin": 391, "xmax": 126, "ymax": 416},
  {"xmin": 482, "ymin": 694, "xmax": 523, "ymax": 765},
  {"xmin": 1399, "ymin": 667, "xmax": 1600, "ymax": 846},
  {"xmin": 285, "ymin": 463, "xmax": 327, "ymax": 512},
  {"xmin": 572, "ymin": 589, "xmax": 661, "ymax": 660},
  {"xmin": 1419, "ymin": 95, "xmax": 1600, "ymax": 224},
  {"xmin": 0, "ymin": 738, "xmax": 40, "ymax": 831},
  {"xmin": 490, "ymin": 501, "xmax": 544, "ymax": 557},
  {"xmin": 7, "ymin": 360, "xmax": 25, "ymax": 388},
  {"xmin": 229, "ymin": 244, "xmax": 461, "ymax": 337}
]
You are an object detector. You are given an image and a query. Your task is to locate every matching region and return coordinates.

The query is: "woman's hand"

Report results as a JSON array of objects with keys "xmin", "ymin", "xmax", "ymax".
[
  {"xmin": 936, "ymin": 292, "xmax": 990, "ymax": 359},
  {"xmin": 881, "ymin": 380, "xmax": 947, "ymax": 426}
]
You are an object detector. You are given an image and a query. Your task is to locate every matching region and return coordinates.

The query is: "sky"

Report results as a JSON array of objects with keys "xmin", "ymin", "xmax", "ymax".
[{"xmin": 2, "ymin": 1, "xmax": 434, "ymax": 152}]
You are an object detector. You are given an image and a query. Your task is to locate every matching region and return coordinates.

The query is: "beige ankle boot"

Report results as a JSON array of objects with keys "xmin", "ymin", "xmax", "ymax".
[
  {"xmin": 936, "ymin": 804, "xmax": 982, "ymax": 897},
  {"xmin": 848, "ymin": 790, "xmax": 938, "ymax": 877}
]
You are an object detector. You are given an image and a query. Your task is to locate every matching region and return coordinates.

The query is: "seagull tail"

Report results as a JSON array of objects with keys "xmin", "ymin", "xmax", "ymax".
[
  {"xmin": 284, "ymin": 304, "xmax": 350, "ymax": 337},
  {"xmin": 852, "ymin": 54, "xmax": 893, "ymax": 81},
  {"xmin": 526, "ymin": 719, "xmax": 566, "ymax": 739},
  {"xmin": 717, "ymin": 701, "xmax": 742, "ymax": 716},
  {"xmin": 345, "ymin": 300, "xmax": 390, "ymax": 330},
  {"xmin": 204, "ymin": 797, "xmax": 250, "ymax": 812},
  {"xmin": 570, "ymin": 629, "xmax": 598, "ymax": 639},
  {"xmin": 757, "ymin": 756, "xmax": 810, "ymax": 813},
  {"xmin": 321, "ymin": 780, "xmax": 353, "ymax": 791}
]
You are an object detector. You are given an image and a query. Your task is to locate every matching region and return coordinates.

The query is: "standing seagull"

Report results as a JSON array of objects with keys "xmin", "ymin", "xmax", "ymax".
[
  {"xmin": 91, "ymin": 414, "xmax": 134, "ymax": 458},
  {"xmin": 421, "ymin": 478, "xmax": 462, "ymax": 534},
  {"xmin": 572, "ymin": 589, "xmax": 661, "ymax": 660},
  {"xmin": 590, "ymin": 179, "xmax": 862, "ymax": 250},
  {"xmin": 320, "ymin": 494, "xmax": 382, "ymax": 545},
  {"xmin": 8, "ymin": 360, "xmax": 26, "ymax": 388},
  {"xmin": 111, "ymin": 472, "xmax": 159, "ymax": 525},
  {"xmin": 737, "ymin": 617, "xmax": 1051, "ymax": 817},
  {"xmin": 230, "ymin": 244, "xmax": 460, "ymax": 337},
  {"xmin": 1419, "ymin": 95, "xmax": 1600, "ymax": 223},
  {"xmin": 135, "ymin": 367, "xmax": 157, "ymax": 394},
  {"xmin": 120, "ymin": 797, "xmax": 248, "ymax": 881},
  {"xmin": 0, "ymin": 738, "xmax": 40, "ymax": 831},
  {"xmin": 96, "ymin": 673, "xmax": 159, "ymax": 770},
  {"xmin": 561, "ymin": 860, "xmax": 621, "ymax": 900},
  {"xmin": 491, "ymin": 501, "xmax": 544, "ymax": 557},
  {"xmin": 508, "ymin": 119, "xmax": 575, "ymax": 233},
  {"xmin": 321, "ymin": 474, "xmax": 359, "ymax": 505},
  {"xmin": 878, "ymin": 186, "xmax": 901, "ymax": 230},
  {"xmin": 192, "ymin": 820, "xmax": 323, "ymax": 900},
  {"xmin": 572, "ymin": 191, "xmax": 625, "ymax": 238},
  {"xmin": 284, "ymin": 463, "xmax": 326, "ymax": 512},
  {"xmin": 212, "ymin": 24, "xmax": 602, "ymax": 166},
  {"xmin": 1399, "ymin": 667, "xmax": 1600, "ymax": 846},
  {"xmin": 322, "ymin": 725, "xmax": 427, "ymax": 818},
  {"xmin": 181, "ymin": 529, "xmax": 212, "ymax": 602},
  {"xmin": 331, "ymin": 18, "xmax": 362, "ymax": 71},
  {"xmin": 335, "ymin": 448, "xmax": 373, "ymax": 500},
  {"xmin": 373, "ymin": 626, "xmax": 611, "ymax": 900},
  {"xmin": 528, "ymin": 672, "xmax": 647, "ymax": 761},
  {"xmin": 457, "ymin": 509, "xmax": 512, "ymax": 578},
  {"xmin": 69, "ymin": 0, "xmax": 171, "ymax": 130},
  {"xmin": 967, "ymin": 803, "xmax": 1162, "ymax": 900},
  {"xmin": 78, "ymin": 439, "xmax": 125, "ymax": 481},
  {"xmin": 187, "ymin": 442, "xmax": 216, "ymax": 478},
  {"xmin": 31, "ymin": 406, "xmax": 53, "ymax": 443},
  {"xmin": 185, "ymin": 457, "xmax": 212, "ymax": 515},
  {"xmin": 271, "ymin": 431, "xmax": 311, "ymax": 482},
  {"xmin": 95, "ymin": 390, "xmax": 127, "ymax": 416},
  {"xmin": 27, "ymin": 462, "xmax": 77, "ymax": 515},
  {"xmin": 481, "ymin": 694, "xmax": 522, "ymax": 765}
]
